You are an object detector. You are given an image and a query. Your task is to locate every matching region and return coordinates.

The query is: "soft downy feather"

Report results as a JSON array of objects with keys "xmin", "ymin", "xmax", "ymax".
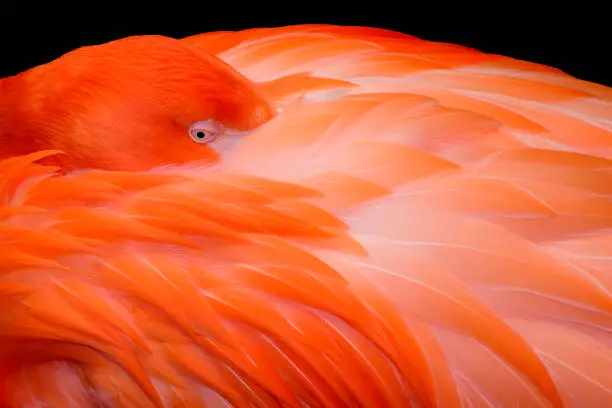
[{"xmin": 1, "ymin": 24, "xmax": 612, "ymax": 407}]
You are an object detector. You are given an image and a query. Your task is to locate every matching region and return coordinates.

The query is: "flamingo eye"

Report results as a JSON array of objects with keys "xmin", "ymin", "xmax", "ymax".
[{"xmin": 188, "ymin": 120, "xmax": 223, "ymax": 144}]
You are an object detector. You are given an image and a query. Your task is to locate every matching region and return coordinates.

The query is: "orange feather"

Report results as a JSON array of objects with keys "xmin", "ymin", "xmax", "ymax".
[
  {"xmin": 1, "ymin": 25, "xmax": 612, "ymax": 407},
  {"xmin": 0, "ymin": 36, "xmax": 275, "ymax": 171}
]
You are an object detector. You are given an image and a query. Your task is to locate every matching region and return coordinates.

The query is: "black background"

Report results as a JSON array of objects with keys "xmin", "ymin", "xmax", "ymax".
[{"xmin": 1, "ymin": 7, "xmax": 609, "ymax": 87}]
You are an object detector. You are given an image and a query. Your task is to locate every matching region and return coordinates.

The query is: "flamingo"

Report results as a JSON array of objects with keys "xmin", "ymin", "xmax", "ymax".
[{"xmin": 1, "ymin": 24, "xmax": 611, "ymax": 407}]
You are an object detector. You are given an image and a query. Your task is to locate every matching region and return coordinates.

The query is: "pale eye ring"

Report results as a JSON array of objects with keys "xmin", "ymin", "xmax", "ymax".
[{"xmin": 188, "ymin": 120, "xmax": 223, "ymax": 144}]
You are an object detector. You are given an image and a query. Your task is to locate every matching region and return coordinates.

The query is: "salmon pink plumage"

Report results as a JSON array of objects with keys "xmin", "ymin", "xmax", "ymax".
[{"xmin": 1, "ymin": 24, "xmax": 612, "ymax": 407}]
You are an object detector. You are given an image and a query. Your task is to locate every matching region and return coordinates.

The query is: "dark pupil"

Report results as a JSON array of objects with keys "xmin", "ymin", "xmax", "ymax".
[{"xmin": 195, "ymin": 131, "xmax": 206, "ymax": 139}]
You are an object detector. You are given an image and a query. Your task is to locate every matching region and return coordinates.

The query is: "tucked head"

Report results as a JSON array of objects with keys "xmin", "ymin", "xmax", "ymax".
[{"xmin": 0, "ymin": 35, "xmax": 276, "ymax": 171}]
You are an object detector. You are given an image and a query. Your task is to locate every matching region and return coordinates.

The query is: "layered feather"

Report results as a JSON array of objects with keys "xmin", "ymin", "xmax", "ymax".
[{"xmin": 1, "ymin": 24, "xmax": 612, "ymax": 407}]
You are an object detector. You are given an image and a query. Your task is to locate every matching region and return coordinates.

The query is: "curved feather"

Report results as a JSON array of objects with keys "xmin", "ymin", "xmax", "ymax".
[{"xmin": 1, "ymin": 24, "xmax": 612, "ymax": 407}]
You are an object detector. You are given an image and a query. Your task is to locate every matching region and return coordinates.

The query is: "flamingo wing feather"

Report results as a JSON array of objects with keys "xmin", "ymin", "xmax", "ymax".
[{"xmin": 2, "ymin": 25, "xmax": 612, "ymax": 407}]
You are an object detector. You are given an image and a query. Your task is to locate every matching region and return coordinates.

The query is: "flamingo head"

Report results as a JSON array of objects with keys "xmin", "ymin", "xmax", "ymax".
[{"xmin": 0, "ymin": 35, "xmax": 276, "ymax": 171}]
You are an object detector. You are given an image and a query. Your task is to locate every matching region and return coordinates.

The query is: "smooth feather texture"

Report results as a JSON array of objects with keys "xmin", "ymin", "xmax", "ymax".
[
  {"xmin": 0, "ymin": 36, "xmax": 276, "ymax": 171},
  {"xmin": 1, "ymin": 24, "xmax": 612, "ymax": 407}
]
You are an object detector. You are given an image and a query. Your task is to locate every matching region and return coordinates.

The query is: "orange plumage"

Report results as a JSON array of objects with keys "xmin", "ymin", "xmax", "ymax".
[
  {"xmin": 0, "ymin": 35, "xmax": 275, "ymax": 171},
  {"xmin": 1, "ymin": 24, "xmax": 612, "ymax": 407}
]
